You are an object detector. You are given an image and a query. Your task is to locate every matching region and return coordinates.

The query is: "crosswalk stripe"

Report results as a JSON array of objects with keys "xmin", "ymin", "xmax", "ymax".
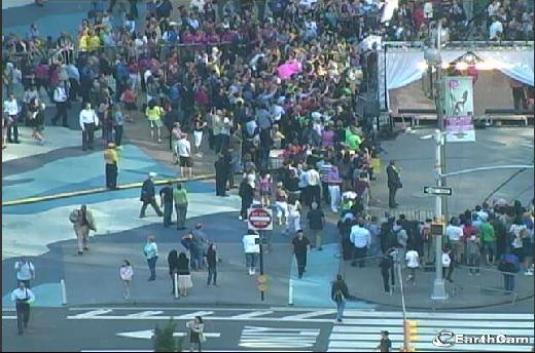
[
  {"xmin": 231, "ymin": 311, "xmax": 274, "ymax": 319},
  {"xmin": 332, "ymin": 326, "xmax": 534, "ymax": 336},
  {"xmin": 327, "ymin": 312, "xmax": 533, "ymax": 353},
  {"xmin": 327, "ymin": 341, "xmax": 531, "ymax": 351},
  {"xmin": 340, "ymin": 318, "xmax": 533, "ymax": 328},
  {"xmin": 342, "ymin": 311, "xmax": 534, "ymax": 320}
]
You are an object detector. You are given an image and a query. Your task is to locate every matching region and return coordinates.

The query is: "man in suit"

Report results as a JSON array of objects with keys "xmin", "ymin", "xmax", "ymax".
[
  {"xmin": 386, "ymin": 160, "xmax": 401, "ymax": 209},
  {"xmin": 139, "ymin": 172, "xmax": 163, "ymax": 218}
]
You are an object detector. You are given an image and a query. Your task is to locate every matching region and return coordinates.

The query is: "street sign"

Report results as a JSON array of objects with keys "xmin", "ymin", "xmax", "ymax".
[
  {"xmin": 248, "ymin": 208, "xmax": 273, "ymax": 231},
  {"xmin": 424, "ymin": 186, "xmax": 452, "ymax": 196},
  {"xmin": 431, "ymin": 223, "xmax": 444, "ymax": 236}
]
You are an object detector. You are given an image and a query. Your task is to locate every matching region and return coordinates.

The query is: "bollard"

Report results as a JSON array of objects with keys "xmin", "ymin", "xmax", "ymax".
[
  {"xmin": 288, "ymin": 278, "xmax": 294, "ymax": 306},
  {"xmin": 174, "ymin": 273, "xmax": 179, "ymax": 299},
  {"xmin": 60, "ymin": 279, "xmax": 67, "ymax": 305}
]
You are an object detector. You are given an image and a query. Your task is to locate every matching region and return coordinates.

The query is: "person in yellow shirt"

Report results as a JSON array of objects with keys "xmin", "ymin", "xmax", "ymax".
[
  {"xmin": 87, "ymin": 30, "xmax": 101, "ymax": 53},
  {"xmin": 78, "ymin": 31, "xmax": 90, "ymax": 53},
  {"xmin": 145, "ymin": 100, "xmax": 163, "ymax": 143},
  {"xmin": 104, "ymin": 142, "xmax": 119, "ymax": 189}
]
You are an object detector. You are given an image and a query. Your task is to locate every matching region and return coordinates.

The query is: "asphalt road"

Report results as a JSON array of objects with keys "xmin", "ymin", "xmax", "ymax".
[{"xmin": 2, "ymin": 307, "xmax": 335, "ymax": 352}]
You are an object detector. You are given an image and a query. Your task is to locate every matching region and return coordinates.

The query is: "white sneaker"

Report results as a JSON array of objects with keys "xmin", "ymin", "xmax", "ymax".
[
  {"xmin": 239, "ymin": 216, "xmax": 243, "ymax": 220},
  {"xmin": 524, "ymin": 270, "xmax": 533, "ymax": 276},
  {"xmin": 251, "ymin": 269, "xmax": 256, "ymax": 275}
]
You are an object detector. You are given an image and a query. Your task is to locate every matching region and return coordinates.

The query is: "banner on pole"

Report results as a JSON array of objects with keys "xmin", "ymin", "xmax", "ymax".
[{"xmin": 442, "ymin": 76, "xmax": 476, "ymax": 143}]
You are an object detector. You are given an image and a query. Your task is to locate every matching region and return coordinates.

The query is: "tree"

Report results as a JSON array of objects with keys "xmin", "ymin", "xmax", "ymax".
[{"xmin": 153, "ymin": 319, "xmax": 184, "ymax": 352}]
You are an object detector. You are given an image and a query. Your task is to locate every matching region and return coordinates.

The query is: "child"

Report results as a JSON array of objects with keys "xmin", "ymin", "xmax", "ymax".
[{"xmin": 119, "ymin": 260, "xmax": 133, "ymax": 299}]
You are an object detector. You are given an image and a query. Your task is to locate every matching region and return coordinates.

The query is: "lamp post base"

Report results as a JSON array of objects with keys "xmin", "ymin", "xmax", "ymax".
[{"xmin": 431, "ymin": 278, "xmax": 449, "ymax": 300}]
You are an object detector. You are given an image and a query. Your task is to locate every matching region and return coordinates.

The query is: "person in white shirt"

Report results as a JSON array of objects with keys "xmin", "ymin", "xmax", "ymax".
[
  {"xmin": 286, "ymin": 197, "xmax": 302, "ymax": 235},
  {"xmin": 243, "ymin": 230, "xmax": 260, "ymax": 275},
  {"xmin": 11, "ymin": 281, "xmax": 35, "ymax": 335},
  {"xmin": 405, "ymin": 248, "xmax": 420, "ymax": 284},
  {"xmin": 52, "ymin": 83, "xmax": 69, "ymax": 127},
  {"xmin": 119, "ymin": 260, "xmax": 134, "ymax": 300},
  {"xmin": 3, "ymin": 94, "xmax": 20, "ymax": 144},
  {"xmin": 79, "ymin": 102, "xmax": 99, "ymax": 150},
  {"xmin": 305, "ymin": 166, "xmax": 321, "ymax": 207},
  {"xmin": 177, "ymin": 133, "xmax": 193, "ymax": 179},
  {"xmin": 350, "ymin": 220, "xmax": 371, "ymax": 268},
  {"xmin": 14, "ymin": 258, "xmax": 35, "ymax": 288},
  {"xmin": 489, "ymin": 16, "xmax": 503, "ymax": 40},
  {"xmin": 446, "ymin": 218, "xmax": 464, "ymax": 265}
]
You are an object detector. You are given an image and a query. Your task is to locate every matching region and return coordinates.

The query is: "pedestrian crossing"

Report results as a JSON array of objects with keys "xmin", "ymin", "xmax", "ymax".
[{"xmin": 327, "ymin": 311, "xmax": 534, "ymax": 352}]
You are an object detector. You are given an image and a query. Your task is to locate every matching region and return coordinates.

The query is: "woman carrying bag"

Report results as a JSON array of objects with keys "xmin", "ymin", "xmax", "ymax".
[{"xmin": 187, "ymin": 316, "xmax": 205, "ymax": 352}]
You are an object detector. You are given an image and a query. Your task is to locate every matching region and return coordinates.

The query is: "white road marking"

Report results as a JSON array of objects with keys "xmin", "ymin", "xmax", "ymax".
[
  {"xmin": 281, "ymin": 310, "xmax": 336, "ymax": 320},
  {"xmin": 117, "ymin": 329, "xmax": 220, "ymax": 340},
  {"xmin": 125, "ymin": 311, "xmax": 164, "ymax": 318},
  {"xmin": 2, "ymin": 316, "xmax": 16, "ymax": 320},
  {"xmin": 231, "ymin": 311, "xmax": 274, "ymax": 319},
  {"xmin": 68, "ymin": 309, "xmax": 113, "ymax": 319},
  {"xmin": 240, "ymin": 326, "xmax": 320, "ymax": 349},
  {"xmin": 327, "ymin": 312, "xmax": 534, "ymax": 352},
  {"xmin": 173, "ymin": 311, "xmax": 214, "ymax": 319}
]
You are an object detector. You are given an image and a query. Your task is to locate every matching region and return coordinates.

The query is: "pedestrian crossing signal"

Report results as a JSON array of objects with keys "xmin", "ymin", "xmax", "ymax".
[{"xmin": 404, "ymin": 319, "xmax": 418, "ymax": 351}]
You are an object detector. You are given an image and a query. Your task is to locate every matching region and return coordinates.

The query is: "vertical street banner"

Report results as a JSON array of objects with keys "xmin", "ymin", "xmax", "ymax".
[{"xmin": 442, "ymin": 76, "xmax": 476, "ymax": 142}]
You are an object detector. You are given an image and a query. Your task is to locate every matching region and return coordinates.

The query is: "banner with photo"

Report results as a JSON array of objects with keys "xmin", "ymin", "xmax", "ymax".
[{"xmin": 442, "ymin": 76, "xmax": 476, "ymax": 143}]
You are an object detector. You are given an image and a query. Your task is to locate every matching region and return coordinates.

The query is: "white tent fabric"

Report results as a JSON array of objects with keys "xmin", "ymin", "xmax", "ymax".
[{"xmin": 378, "ymin": 47, "xmax": 535, "ymax": 109}]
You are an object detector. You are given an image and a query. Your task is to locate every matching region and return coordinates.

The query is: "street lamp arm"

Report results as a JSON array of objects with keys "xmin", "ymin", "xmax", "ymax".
[{"xmin": 441, "ymin": 165, "xmax": 533, "ymax": 178}]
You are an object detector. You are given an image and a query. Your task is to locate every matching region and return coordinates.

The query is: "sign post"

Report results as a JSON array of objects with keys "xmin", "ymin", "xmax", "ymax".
[{"xmin": 248, "ymin": 207, "xmax": 273, "ymax": 301}]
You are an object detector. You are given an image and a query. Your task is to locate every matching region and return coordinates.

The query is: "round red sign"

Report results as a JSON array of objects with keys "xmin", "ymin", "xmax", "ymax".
[{"xmin": 248, "ymin": 208, "xmax": 272, "ymax": 229}]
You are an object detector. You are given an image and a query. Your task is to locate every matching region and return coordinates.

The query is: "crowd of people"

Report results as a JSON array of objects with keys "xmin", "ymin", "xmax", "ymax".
[{"xmin": 4, "ymin": 0, "xmax": 535, "ymax": 336}]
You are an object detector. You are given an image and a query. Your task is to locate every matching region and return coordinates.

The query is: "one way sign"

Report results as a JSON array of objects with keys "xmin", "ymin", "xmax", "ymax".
[{"xmin": 424, "ymin": 186, "xmax": 452, "ymax": 196}]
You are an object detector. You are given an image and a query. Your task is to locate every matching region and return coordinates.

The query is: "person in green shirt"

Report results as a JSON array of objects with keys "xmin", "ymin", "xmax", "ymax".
[
  {"xmin": 344, "ymin": 126, "xmax": 361, "ymax": 152},
  {"xmin": 173, "ymin": 183, "xmax": 188, "ymax": 230},
  {"xmin": 479, "ymin": 219, "xmax": 496, "ymax": 265}
]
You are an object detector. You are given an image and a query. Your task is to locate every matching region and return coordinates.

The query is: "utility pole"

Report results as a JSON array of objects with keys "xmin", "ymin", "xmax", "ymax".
[{"xmin": 431, "ymin": 20, "xmax": 448, "ymax": 301}]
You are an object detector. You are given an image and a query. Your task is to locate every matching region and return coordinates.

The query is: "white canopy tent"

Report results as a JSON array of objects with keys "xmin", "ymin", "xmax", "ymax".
[{"xmin": 377, "ymin": 46, "xmax": 535, "ymax": 109}]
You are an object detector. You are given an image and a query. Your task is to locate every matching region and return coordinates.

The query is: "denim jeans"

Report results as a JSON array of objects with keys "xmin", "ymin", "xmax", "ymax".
[
  {"xmin": 175, "ymin": 204, "xmax": 187, "ymax": 229},
  {"xmin": 245, "ymin": 253, "xmax": 257, "ymax": 269},
  {"xmin": 207, "ymin": 266, "xmax": 217, "ymax": 285},
  {"xmin": 503, "ymin": 273, "xmax": 515, "ymax": 292},
  {"xmin": 335, "ymin": 299, "xmax": 346, "ymax": 321},
  {"xmin": 147, "ymin": 256, "xmax": 158, "ymax": 279}
]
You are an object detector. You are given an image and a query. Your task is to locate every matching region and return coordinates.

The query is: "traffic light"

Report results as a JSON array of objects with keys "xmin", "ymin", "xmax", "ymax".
[{"xmin": 404, "ymin": 319, "xmax": 418, "ymax": 351}]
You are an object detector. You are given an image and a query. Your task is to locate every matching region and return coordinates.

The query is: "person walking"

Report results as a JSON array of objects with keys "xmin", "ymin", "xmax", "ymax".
[
  {"xmin": 159, "ymin": 181, "xmax": 174, "ymax": 227},
  {"xmin": 144, "ymin": 236, "xmax": 158, "ymax": 281},
  {"xmin": 243, "ymin": 230, "xmax": 260, "ymax": 275},
  {"xmin": 377, "ymin": 330, "xmax": 392, "ymax": 352},
  {"xmin": 286, "ymin": 196, "xmax": 302, "ymax": 235},
  {"xmin": 498, "ymin": 253, "xmax": 520, "ymax": 293},
  {"xmin": 405, "ymin": 247, "xmax": 420, "ymax": 285},
  {"xmin": 292, "ymin": 230, "xmax": 311, "ymax": 279},
  {"xmin": 27, "ymin": 97, "xmax": 45, "ymax": 144},
  {"xmin": 69, "ymin": 204, "xmax": 97, "ymax": 255},
  {"xmin": 139, "ymin": 172, "xmax": 163, "ymax": 218},
  {"xmin": 258, "ymin": 170, "xmax": 272, "ymax": 207},
  {"xmin": 119, "ymin": 260, "xmax": 133, "ymax": 299},
  {"xmin": 145, "ymin": 99, "xmax": 163, "ymax": 143},
  {"xmin": 238, "ymin": 176, "xmax": 254, "ymax": 221},
  {"xmin": 307, "ymin": 201, "xmax": 325, "ymax": 250},
  {"xmin": 3, "ymin": 93, "xmax": 20, "ymax": 144},
  {"xmin": 14, "ymin": 258, "xmax": 35, "ymax": 288},
  {"xmin": 79, "ymin": 102, "xmax": 99, "ymax": 151},
  {"xmin": 214, "ymin": 152, "xmax": 230, "ymax": 197},
  {"xmin": 11, "ymin": 282, "xmax": 35, "ymax": 335},
  {"xmin": 386, "ymin": 160, "xmax": 402, "ymax": 208},
  {"xmin": 112, "ymin": 104, "xmax": 124, "ymax": 146},
  {"xmin": 331, "ymin": 274, "xmax": 350, "ymax": 323},
  {"xmin": 104, "ymin": 142, "xmax": 119, "ymax": 189},
  {"xmin": 379, "ymin": 250, "xmax": 395, "ymax": 295},
  {"xmin": 52, "ymin": 83, "xmax": 69, "ymax": 127},
  {"xmin": 206, "ymin": 243, "xmax": 218, "ymax": 287},
  {"xmin": 177, "ymin": 252, "xmax": 193, "ymax": 297},
  {"xmin": 350, "ymin": 219, "xmax": 371, "ymax": 268},
  {"xmin": 274, "ymin": 182, "xmax": 289, "ymax": 227},
  {"xmin": 168, "ymin": 249, "xmax": 179, "ymax": 296},
  {"xmin": 173, "ymin": 183, "xmax": 188, "ymax": 230},
  {"xmin": 177, "ymin": 133, "xmax": 193, "ymax": 179},
  {"xmin": 186, "ymin": 316, "xmax": 205, "ymax": 352}
]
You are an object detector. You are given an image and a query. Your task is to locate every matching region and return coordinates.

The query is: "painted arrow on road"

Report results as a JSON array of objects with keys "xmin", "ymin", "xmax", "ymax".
[{"xmin": 117, "ymin": 330, "xmax": 221, "ymax": 339}]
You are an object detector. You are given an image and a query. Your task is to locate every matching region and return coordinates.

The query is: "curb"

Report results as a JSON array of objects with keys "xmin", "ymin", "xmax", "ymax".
[{"xmin": 2, "ymin": 174, "xmax": 216, "ymax": 207}]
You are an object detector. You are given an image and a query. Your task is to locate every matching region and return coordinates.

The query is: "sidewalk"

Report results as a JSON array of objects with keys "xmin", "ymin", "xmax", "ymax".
[{"xmin": 339, "ymin": 257, "xmax": 534, "ymax": 310}]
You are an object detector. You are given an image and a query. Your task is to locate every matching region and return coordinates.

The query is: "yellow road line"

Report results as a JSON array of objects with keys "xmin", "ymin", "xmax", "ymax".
[{"xmin": 2, "ymin": 174, "xmax": 215, "ymax": 207}]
